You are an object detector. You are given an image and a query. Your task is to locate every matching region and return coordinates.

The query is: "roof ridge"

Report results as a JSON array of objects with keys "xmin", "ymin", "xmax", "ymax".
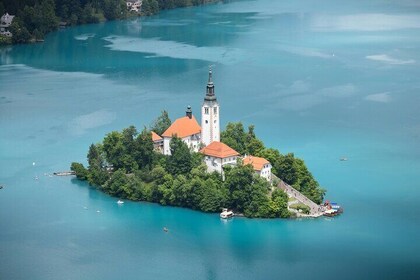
[
  {"xmin": 162, "ymin": 114, "xmax": 201, "ymax": 138},
  {"xmin": 200, "ymin": 141, "xmax": 239, "ymax": 158}
]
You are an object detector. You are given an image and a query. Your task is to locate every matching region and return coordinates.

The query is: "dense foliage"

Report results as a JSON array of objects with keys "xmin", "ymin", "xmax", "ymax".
[
  {"xmin": 221, "ymin": 122, "xmax": 326, "ymax": 204},
  {"xmin": 71, "ymin": 116, "xmax": 293, "ymax": 218},
  {"xmin": 0, "ymin": 0, "xmax": 220, "ymax": 44},
  {"xmin": 150, "ymin": 110, "xmax": 171, "ymax": 135}
]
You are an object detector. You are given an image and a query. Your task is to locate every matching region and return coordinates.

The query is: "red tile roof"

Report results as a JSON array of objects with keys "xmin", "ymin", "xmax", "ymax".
[
  {"xmin": 162, "ymin": 115, "xmax": 201, "ymax": 138},
  {"xmin": 200, "ymin": 141, "xmax": 240, "ymax": 158},
  {"xmin": 243, "ymin": 156, "xmax": 270, "ymax": 171},
  {"xmin": 151, "ymin": 131, "xmax": 162, "ymax": 142}
]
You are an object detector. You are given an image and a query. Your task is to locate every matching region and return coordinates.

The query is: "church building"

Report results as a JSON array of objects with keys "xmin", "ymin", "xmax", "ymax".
[
  {"xmin": 161, "ymin": 68, "xmax": 220, "ymax": 155},
  {"xmin": 158, "ymin": 69, "xmax": 272, "ymax": 181},
  {"xmin": 161, "ymin": 106, "xmax": 201, "ymax": 155}
]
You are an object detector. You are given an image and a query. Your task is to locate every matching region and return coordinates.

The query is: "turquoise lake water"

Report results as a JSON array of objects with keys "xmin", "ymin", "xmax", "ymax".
[{"xmin": 1, "ymin": 0, "xmax": 420, "ymax": 279}]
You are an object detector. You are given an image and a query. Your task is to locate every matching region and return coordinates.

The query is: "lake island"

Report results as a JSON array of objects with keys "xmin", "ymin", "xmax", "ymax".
[{"xmin": 71, "ymin": 69, "xmax": 333, "ymax": 218}]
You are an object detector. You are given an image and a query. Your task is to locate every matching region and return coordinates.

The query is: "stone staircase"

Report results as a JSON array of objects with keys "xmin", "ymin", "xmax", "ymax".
[{"xmin": 272, "ymin": 175, "xmax": 323, "ymax": 216}]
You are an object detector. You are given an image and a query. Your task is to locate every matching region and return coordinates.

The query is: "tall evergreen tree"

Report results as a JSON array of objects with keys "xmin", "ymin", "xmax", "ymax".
[{"xmin": 150, "ymin": 110, "xmax": 171, "ymax": 135}]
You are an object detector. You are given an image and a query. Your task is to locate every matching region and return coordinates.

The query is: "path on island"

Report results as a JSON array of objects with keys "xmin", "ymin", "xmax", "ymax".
[{"xmin": 273, "ymin": 175, "xmax": 324, "ymax": 217}]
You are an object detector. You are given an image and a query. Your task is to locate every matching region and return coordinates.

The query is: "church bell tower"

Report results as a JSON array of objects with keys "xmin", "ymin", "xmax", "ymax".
[{"xmin": 201, "ymin": 68, "xmax": 220, "ymax": 146}]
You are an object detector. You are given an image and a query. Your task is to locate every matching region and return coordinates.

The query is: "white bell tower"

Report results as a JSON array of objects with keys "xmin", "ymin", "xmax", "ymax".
[{"xmin": 201, "ymin": 68, "xmax": 220, "ymax": 147}]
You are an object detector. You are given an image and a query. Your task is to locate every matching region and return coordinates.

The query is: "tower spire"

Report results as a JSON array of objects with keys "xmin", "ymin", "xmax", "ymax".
[
  {"xmin": 208, "ymin": 67, "xmax": 213, "ymax": 84},
  {"xmin": 205, "ymin": 67, "xmax": 216, "ymax": 101},
  {"xmin": 201, "ymin": 68, "xmax": 220, "ymax": 146}
]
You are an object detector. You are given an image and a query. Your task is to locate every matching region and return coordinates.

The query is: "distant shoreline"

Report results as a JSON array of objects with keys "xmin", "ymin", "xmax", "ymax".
[{"xmin": 0, "ymin": 0, "xmax": 221, "ymax": 46}]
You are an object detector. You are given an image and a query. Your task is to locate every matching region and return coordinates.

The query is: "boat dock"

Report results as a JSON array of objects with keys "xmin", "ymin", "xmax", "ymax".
[{"xmin": 53, "ymin": 171, "xmax": 76, "ymax": 176}]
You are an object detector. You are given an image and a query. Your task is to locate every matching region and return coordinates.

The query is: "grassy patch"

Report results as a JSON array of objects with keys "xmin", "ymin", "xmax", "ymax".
[{"xmin": 289, "ymin": 203, "xmax": 310, "ymax": 214}]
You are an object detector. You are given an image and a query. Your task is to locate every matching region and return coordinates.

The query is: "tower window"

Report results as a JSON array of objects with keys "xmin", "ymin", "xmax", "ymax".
[
  {"xmin": 204, "ymin": 107, "xmax": 209, "ymax": 114},
  {"xmin": 205, "ymin": 120, "xmax": 208, "ymax": 124},
  {"xmin": 214, "ymin": 107, "xmax": 217, "ymax": 114}
]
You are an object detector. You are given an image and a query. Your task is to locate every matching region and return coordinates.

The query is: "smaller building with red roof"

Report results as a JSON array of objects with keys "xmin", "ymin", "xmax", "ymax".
[
  {"xmin": 243, "ymin": 155, "xmax": 272, "ymax": 181},
  {"xmin": 200, "ymin": 141, "xmax": 240, "ymax": 174},
  {"xmin": 151, "ymin": 131, "xmax": 163, "ymax": 153}
]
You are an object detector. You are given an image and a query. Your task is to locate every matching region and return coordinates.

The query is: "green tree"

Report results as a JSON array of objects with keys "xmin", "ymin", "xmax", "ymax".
[
  {"xmin": 133, "ymin": 128, "xmax": 155, "ymax": 170},
  {"xmin": 150, "ymin": 165, "xmax": 168, "ymax": 185},
  {"xmin": 71, "ymin": 162, "xmax": 88, "ymax": 180},
  {"xmin": 277, "ymin": 153, "xmax": 298, "ymax": 186},
  {"xmin": 158, "ymin": 173, "xmax": 175, "ymax": 205},
  {"xmin": 269, "ymin": 189, "xmax": 290, "ymax": 218},
  {"xmin": 87, "ymin": 143, "xmax": 103, "ymax": 168},
  {"xmin": 241, "ymin": 177, "xmax": 271, "ymax": 218},
  {"xmin": 56, "ymin": 0, "xmax": 82, "ymax": 23},
  {"xmin": 20, "ymin": 6, "xmax": 36, "ymax": 32},
  {"xmin": 171, "ymin": 174, "xmax": 191, "ymax": 206},
  {"xmin": 37, "ymin": 0, "xmax": 59, "ymax": 34},
  {"xmin": 244, "ymin": 125, "xmax": 264, "ymax": 155},
  {"xmin": 150, "ymin": 110, "xmax": 171, "ymax": 135},
  {"xmin": 86, "ymin": 143, "xmax": 108, "ymax": 186},
  {"xmin": 80, "ymin": 3, "xmax": 100, "ymax": 24},
  {"xmin": 221, "ymin": 122, "xmax": 268, "ymax": 156},
  {"xmin": 119, "ymin": 125, "xmax": 139, "ymax": 172},
  {"xmin": 221, "ymin": 122, "xmax": 246, "ymax": 154},
  {"xmin": 0, "ymin": 3, "xmax": 4, "ymax": 16},
  {"xmin": 257, "ymin": 148, "xmax": 281, "ymax": 169},
  {"xmin": 224, "ymin": 163, "xmax": 254, "ymax": 212},
  {"xmin": 192, "ymin": 177, "xmax": 227, "ymax": 212},
  {"xmin": 103, "ymin": 169, "xmax": 129, "ymax": 196},
  {"xmin": 223, "ymin": 163, "xmax": 277, "ymax": 218},
  {"xmin": 103, "ymin": 131, "xmax": 124, "ymax": 168},
  {"xmin": 9, "ymin": 19, "xmax": 31, "ymax": 44},
  {"xmin": 32, "ymin": 28, "xmax": 43, "ymax": 40},
  {"xmin": 166, "ymin": 137, "xmax": 192, "ymax": 175},
  {"xmin": 102, "ymin": 0, "xmax": 127, "ymax": 20},
  {"xmin": 87, "ymin": 165, "xmax": 109, "ymax": 186}
]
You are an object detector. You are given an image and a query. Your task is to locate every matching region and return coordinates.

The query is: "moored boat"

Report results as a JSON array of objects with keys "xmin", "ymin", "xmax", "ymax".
[
  {"xmin": 220, "ymin": 208, "xmax": 234, "ymax": 219},
  {"xmin": 323, "ymin": 209, "xmax": 339, "ymax": 217},
  {"xmin": 323, "ymin": 201, "xmax": 343, "ymax": 217}
]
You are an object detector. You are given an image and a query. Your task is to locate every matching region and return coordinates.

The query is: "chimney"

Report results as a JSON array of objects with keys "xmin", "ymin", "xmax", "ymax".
[{"xmin": 186, "ymin": 105, "xmax": 192, "ymax": 119}]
